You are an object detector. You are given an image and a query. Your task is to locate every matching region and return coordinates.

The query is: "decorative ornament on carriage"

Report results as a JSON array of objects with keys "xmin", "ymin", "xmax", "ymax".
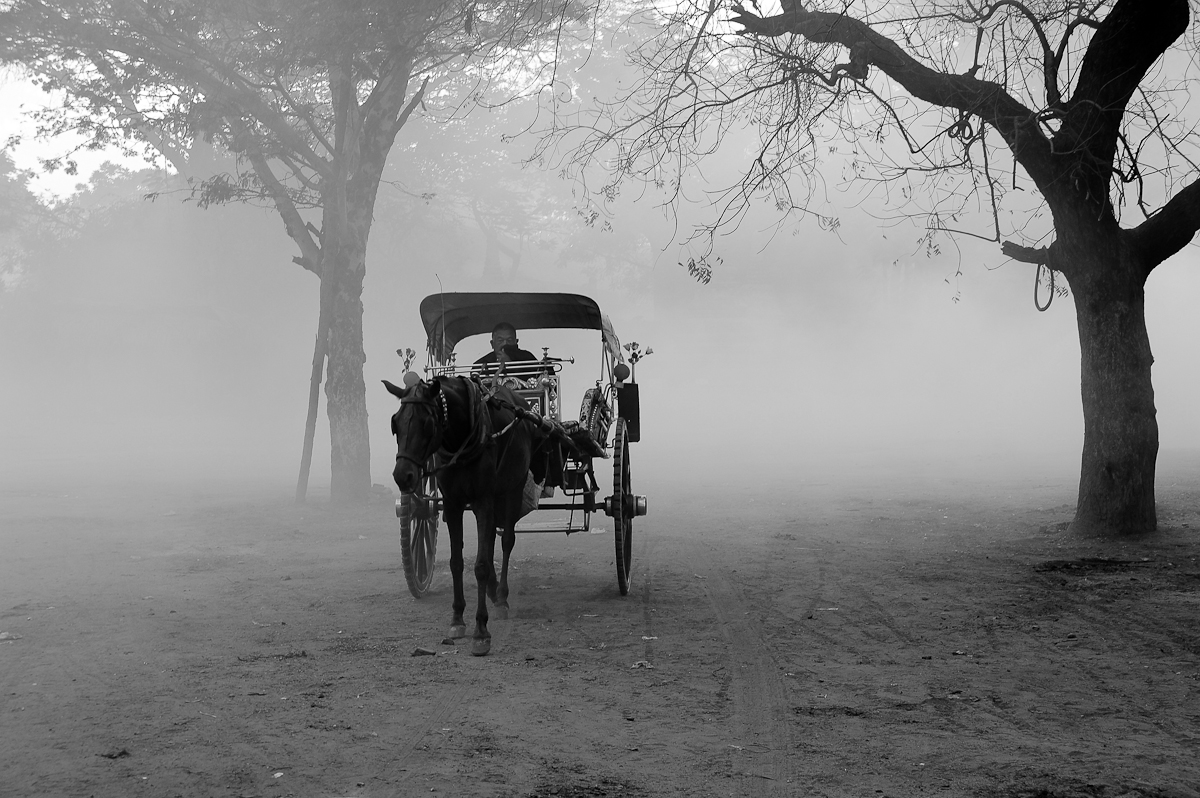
[
  {"xmin": 623, "ymin": 342, "xmax": 653, "ymax": 382},
  {"xmin": 397, "ymin": 347, "xmax": 417, "ymax": 371},
  {"xmin": 395, "ymin": 348, "xmax": 423, "ymax": 388}
]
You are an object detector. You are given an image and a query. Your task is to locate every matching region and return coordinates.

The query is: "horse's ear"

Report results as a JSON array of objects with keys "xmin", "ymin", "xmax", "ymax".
[
  {"xmin": 382, "ymin": 379, "xmax": 407, "ymax": 399},
  {"xmin": 427, "ymin": 377, "xmax": 442, "ymax": 395}
]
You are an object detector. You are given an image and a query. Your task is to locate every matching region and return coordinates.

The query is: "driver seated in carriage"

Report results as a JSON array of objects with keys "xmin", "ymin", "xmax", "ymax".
[{"xmin": 472, "ymin": 322, "xmax": 543, "ymax": 376}]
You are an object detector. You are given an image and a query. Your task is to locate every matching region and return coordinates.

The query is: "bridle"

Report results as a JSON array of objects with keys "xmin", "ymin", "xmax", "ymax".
[
  {"xmin": 393, "ymin": 378, "xmax": 492, "ymax": 480},
  {"xmin": 393, "ymin": 391, "xmax": 449, "ymax": 475}
]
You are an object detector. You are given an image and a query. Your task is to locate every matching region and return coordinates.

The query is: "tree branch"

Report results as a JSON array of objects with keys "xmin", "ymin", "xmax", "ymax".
[
  {"xmin": 1127, "ymin": 177, "xmax": 1200, "ymax": 271},
  {"xmin": 968, "ymin": 0, "xmax": 1060, "ymax": 107},
  {"xmin": 87, "ymin": 53, "xmax": 191, "ymax": 173},
  {"xmin": 362, "ymin": 49, "xmax": 413, "ymax": 132},
  {"xmin": 1062, "ymin": 0, "xmax": 1187, "ymax": 170},
  {"xmin": 391, "ymin": 75, "xmax": 430, "ymax": 138},
  {"xmin": 729, "ymin": 4, "xmax": 1055, "ymax": 184},
  {"xmin": 1000, "ymin": 240, "xmax": 1049, "ymax": 264},
  {"xmin": 58, "ymin": 13, "xmax": 336, "ymax": 179},
  {"xmin": 245, "ymin": 151, "xmax": 323, "ymax": 276}
]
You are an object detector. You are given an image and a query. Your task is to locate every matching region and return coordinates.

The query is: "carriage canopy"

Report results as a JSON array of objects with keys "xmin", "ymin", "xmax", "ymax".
[{"xmin": 419, "ymin": 292, "xmax": 622, "ymax": 364}]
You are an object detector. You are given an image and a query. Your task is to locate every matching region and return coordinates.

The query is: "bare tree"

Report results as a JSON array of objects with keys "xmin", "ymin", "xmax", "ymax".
[
  {"xmin": 1, "ymin": 0, "xmax": 587, "ymax": 502},
  {"xmin": 546, "ymin": 0, "xmax": 1200, "ymax": 537}
]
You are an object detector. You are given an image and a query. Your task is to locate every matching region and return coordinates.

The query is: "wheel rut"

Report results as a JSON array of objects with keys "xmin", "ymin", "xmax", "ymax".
[{"xmin": 684, "ymin": 540, "xmax": 820, "ymax": 795}]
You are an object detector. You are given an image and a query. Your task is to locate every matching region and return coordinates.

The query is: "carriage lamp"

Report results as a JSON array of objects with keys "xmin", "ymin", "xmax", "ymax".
[
  {"xmin": 613, "ymin": 363, "xmax": 631, "ymax": 384},
  {"xmin": 402, "ymin": 371, "xmax": 421, "ymax": 388}
]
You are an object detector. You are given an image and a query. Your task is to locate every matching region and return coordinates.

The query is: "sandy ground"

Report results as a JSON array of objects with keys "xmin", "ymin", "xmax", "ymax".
[{"xmin": 3, "ymin": 454, "xmax": 1200, "ymax": 798}]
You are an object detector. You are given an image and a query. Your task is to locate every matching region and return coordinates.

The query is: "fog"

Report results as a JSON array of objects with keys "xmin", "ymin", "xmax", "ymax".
[
  {"xmin": 2, "ymin": 160, "xmax": 1198, "ymax": 502},
  {"xmin": 2, "ymin": 61, "xmax": 1198, "ymax": 500}
]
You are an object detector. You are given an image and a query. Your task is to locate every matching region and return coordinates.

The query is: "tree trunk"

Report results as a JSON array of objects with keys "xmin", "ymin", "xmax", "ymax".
[
  {"xmin": 294, "ymin": 282, "xmax": 330, "ymax": 504},
  {"xmin": 322, "ymin": 203, "xmax": 373, "ymax": 504},
  {"xmin": 1068, "ymin": 244, "xmax": 1158, "ymax": 537}
]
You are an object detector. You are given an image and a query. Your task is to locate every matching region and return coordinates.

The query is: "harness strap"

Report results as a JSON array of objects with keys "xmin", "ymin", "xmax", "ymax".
[
  {"xmin": 491, "ymin": 415, "xmax": 520, "ymax": 440},
  {"xmin": 488, "ymin": 393, "xmax": 558, "ymax": 437},
  {"xmin": 395, "ymin": 452, "xmax": 428, "ymax": 470},
  {"xmin": 428, "ymin": 377, "xmax": 491, "ymax": 475},
  {"xmin": 399, "ymin": 377, "xmax": 552, "ymax": 484}
]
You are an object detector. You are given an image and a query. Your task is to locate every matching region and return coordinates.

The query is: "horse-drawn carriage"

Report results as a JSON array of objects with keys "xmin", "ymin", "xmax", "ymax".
[{"xmin": 387, "ymin": 292, "xmax": 649, "ymax": 613}]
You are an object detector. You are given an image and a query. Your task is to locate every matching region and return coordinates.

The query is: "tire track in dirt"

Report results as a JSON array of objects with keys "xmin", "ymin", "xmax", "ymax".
[
  {"xmin": 379, "ymin": 534, "xmax": 630, "ymax": 790},
  {"xmin": 1061, "ymin": 590, "xmax": 1200, "ymax": 658},
  {"xmin": 388, "ymin": 680, "xmax": 485, "ymax": 772},
  {"xmin": 684, "ymin": 539, "xmax": 818, "ymax": 795},
  {"xmin": 862, "ymin": 551, "xmax": 1195, "ymax": 755}
]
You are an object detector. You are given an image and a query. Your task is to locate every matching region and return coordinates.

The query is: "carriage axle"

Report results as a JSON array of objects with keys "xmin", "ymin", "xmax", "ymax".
[{"xmin": 604, "ymin": 493, "xmax": 648, "ymax": 519}]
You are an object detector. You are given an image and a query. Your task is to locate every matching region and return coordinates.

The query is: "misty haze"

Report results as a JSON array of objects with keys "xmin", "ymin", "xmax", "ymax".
[{"xmin": 3, "ymin": 2, "xmax": 1200, "ymax": 796}]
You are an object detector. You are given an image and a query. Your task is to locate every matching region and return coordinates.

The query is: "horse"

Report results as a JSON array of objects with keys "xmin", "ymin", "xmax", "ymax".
[{"xmin": 383, "ymin": 374, "xmax": 541, "ymax": 656}]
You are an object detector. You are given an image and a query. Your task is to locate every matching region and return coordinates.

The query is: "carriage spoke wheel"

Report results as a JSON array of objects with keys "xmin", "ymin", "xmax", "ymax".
[
  {"xmin": 613, "ymin": 417, "xmax": 633, "ymax": 596},
  {"xmin": 399, "ymin": 474, "xmax": 439, "ymax": 599}
]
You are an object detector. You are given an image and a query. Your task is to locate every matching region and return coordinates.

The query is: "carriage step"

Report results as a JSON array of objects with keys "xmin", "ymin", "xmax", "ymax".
[
  {"xmin": 515, "ymin": 520, "xmax": 590, "ymax": 535},
  {"xmin": 534, "ymin": 501, "xmax": 593, "ymax": 511}
]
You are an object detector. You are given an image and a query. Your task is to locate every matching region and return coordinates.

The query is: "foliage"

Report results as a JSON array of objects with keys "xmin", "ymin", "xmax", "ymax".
[
  {"xmin": 0, "ymin": 0, "xmax": 594, "ymax": 249},
  {"xmin": 0, "ymin": 149, "xmax": 86, "ymax": 290}
]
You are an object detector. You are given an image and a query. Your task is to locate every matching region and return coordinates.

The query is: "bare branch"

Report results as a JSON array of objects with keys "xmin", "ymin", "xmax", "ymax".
[
  {"xmin": 392, "ymin": 76, "xmax": 431, "ymax": 137},
  {"xmin": 1000, "ymin": 239, "xmax": 1048, "ymax": 263},
  {"xmin": 729, "ymin": 4, "xmax": 1055, "ymax": 183},
  {"xmin": 244, "ymin": 151, "xmax": 323, "ymax": 276},
  {"xmin": 1127, "ymin": 176, "xmax": 1200, "ymax": 270}
]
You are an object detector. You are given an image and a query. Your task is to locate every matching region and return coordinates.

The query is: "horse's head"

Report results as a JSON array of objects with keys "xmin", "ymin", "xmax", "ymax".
[{"xmin": 383, "ymin": 376, "xmax": 445, "ymax": 494}]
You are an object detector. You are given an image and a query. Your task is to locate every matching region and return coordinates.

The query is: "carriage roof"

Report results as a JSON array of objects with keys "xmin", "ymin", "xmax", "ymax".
[{"xmin": 419, "ymin": 292, "xmax": 622, "ymax": 364}]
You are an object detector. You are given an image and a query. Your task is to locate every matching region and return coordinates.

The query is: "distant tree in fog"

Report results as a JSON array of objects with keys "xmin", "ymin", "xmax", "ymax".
[
  {"xmin": 0, "ymin": 153, "xmax": 38, "ymax": 291},
  {"xmin": 375, "ymin": 20, "xmax": 660, "ymax": 288},
  {"xmin": 380, "ymin": 112, "xmax": 660, "ymax": 289},
  {"xmin": 548, "ymin": 0, "xmax": 1200, "ymax": 537},
  {"xmin": 0, "ymin": 0, "xmax": 591, "ymax": 502},
  {"xmin": 0, "ymin": 151, "xmax": 85, "ymax": 291}
]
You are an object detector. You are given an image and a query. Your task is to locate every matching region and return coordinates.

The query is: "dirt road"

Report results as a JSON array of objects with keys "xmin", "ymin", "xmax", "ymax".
[{"xmin": 3, "ymin": 460, "xmax": 1199, "ymax": 797}]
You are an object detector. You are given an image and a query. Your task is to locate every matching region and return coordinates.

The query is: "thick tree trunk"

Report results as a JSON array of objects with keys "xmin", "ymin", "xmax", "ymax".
[
  {"xmin": 1067, "ymin": 246, "xmax": 1158, "ymax": 537},
  {"xmin": 322, "ymin": 205, "xmax": 373, "ymax": 504},
  {"xmin": 300, "ymin": 55, "xmax": 416, "ymax": 504}
]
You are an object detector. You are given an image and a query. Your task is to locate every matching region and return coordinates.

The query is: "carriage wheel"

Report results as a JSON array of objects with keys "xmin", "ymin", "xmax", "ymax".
[
  {"xmin": 613, "ymin": 417, "xmax": 633, "ymax": 596},
  {"xmin": 399, "ymin": 475, "xmax": 439, "ymax": 599}
]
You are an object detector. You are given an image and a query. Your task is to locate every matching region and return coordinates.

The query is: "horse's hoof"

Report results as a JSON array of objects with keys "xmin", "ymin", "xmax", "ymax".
[
  {"xmin": 493, "ymin": 604, "xmax": 508, "ymax": 620},
  {"xmin": 471, "ymin": 639, "xmax": 491, "ymax": 656},
  {"xmin": 448, "ymin": 624, "xmax": 466, "ymax": 639}
]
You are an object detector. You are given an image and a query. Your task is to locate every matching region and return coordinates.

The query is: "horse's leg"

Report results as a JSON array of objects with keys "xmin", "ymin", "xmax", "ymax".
[
  {"xmin": 482, "ymin": 506, "xmax": 500, "ymax": 606},
  {"xmin": 445, "ymin": 504, "xmax": 467, "ymax": 639},
  {"xmin": 495, "ymin": 493, "xmax": 517, "ymax": 618},
  {"xmin": 471, "ymin": 500, "xmax": 495, "ymax": 656}
]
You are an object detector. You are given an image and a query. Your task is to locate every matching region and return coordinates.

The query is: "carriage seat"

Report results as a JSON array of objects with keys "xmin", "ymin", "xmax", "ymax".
[{"xmin": 481, "ymin": 371, "xmax": 560, "ymax": 423}]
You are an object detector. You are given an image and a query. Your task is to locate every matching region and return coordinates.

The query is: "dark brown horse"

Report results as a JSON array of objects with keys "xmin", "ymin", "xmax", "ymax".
[{"xmin": 383, "ymin": 375, "xmax": 539, "ymax": 656}]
